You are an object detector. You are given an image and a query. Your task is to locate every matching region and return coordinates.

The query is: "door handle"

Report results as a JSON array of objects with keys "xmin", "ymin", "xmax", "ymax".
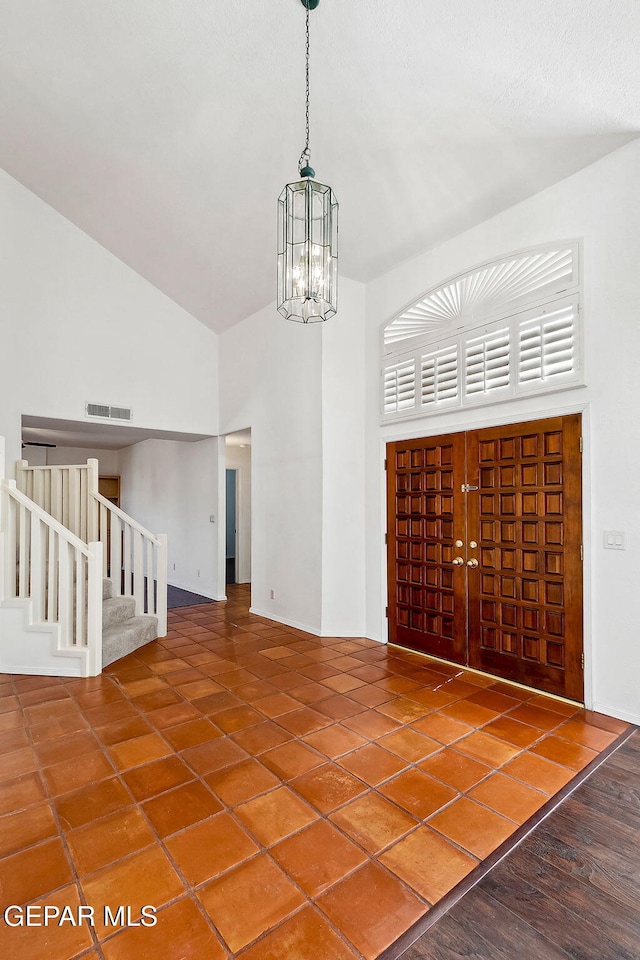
[
  {"xmin": 467, "ymin": 558, "xmax": 479, "ymax": 568},
  {"xmin": 452, "ymin": 556, "xmax": 465, "ymax": 566}
]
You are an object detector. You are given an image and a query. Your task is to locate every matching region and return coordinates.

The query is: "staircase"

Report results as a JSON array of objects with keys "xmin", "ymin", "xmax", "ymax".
[
  {"xmin": 101, "ymin": 578, "xmax": 158, "ymax": 668},
  {"xmin": 0, "ymin": 439, "xmax": 167, "ymax": 677}
]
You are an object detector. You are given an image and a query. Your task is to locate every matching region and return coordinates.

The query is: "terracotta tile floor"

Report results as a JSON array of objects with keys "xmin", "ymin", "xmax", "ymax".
[{"xmin": 0, "ymin": 584, "xmax": 630, "ymax": 960}]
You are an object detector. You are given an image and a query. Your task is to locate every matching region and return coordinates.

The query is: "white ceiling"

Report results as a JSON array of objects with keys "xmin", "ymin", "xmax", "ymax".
[
  {"xmin": 2, "ymin": 1, "xmax": 639, "ymax": 334},
  {"xmin": 225, "ymin": 429, "xmax": 252, "ymax": 448}
]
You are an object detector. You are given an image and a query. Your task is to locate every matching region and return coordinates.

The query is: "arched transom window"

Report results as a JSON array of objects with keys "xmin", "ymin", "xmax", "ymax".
[{"xmin": 381, "ymin": 242, "xmax": 583, "ymax": 421}]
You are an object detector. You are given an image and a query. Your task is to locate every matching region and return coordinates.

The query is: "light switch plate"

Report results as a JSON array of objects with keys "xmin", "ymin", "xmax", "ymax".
[{"xmin": 603, "ymin": 530, "xmax": 625, "ymax": 550}]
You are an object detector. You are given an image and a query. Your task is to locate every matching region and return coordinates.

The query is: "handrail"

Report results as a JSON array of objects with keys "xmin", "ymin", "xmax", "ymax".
[
  {"xmin": 16, "ymin": 464, "xmax": 78, "ymax": 471},
  {"xmin": 13, "ymin": 457, "xmax": 167, "ymax": 643},
  {"xmin": 90, "ymin": 490, "xmax": 161, "ymax": 545},
  {"xmin": 88, "ymin": 486, "xmax": 167, "ymax": 636},
  {"xmin": 2, "ymin": 480, "xmax": 91, "ymax": 556},
  {"xmin": 1, "ymin": 477, "xmax": 103, "ymax": 676}
]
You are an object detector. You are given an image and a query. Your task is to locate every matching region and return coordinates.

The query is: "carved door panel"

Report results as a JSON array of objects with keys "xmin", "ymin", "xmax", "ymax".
[
  {"xmin": 387, "ymin": 415, "xmax": 584, "ymax": 700},
  {"xmin": 386, "ymin": 433, "xmax": 467, "ymax": 663},
  {"xmin": 466, "ymin": 415, "xmax": 583, "ymax": 700}
]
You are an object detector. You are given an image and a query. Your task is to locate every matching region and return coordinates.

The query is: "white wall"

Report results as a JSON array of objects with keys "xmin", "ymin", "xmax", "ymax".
[
  {"xmin": 321, "ymin": 278, "xmax": 367, "ymax": 636},
  {"xmin": 225, "ymin": 442, "xmax": 252, "ymax": 585},
  {"xmin": 219, "ymin": 303, "xmax": 324, "ymax": 632},
  {"xmin": 365, "ymin": 138, "xmax": 640, "ymax": 724},
  {"xmin": 119, "ymin": 438, "xmax": 221, "ymax": 599},
  {"xmin": 22, "ymin": 445, "xmax": 120, "ymax": 475},
  {"xmin": 218, "ymin": 278, "xmax": 368, "ymax": 636},
  {"xmin": 0, "ymin": 168, "xmax": 219, "ymax": 475}
]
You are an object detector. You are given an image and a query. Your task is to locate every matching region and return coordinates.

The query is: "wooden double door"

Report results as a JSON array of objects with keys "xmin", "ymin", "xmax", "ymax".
[{"xmin": 386, "ymin": 415, "xmax": 583, "ymax": 701}]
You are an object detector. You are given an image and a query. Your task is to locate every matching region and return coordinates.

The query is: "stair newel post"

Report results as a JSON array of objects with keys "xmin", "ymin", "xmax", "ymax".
[
  {"xmin": 86, "ymin": 459, "xmax": 99, "ymax": 545},
  {"xmin": 157, "ymin": 534, "xmax": 168, "ymax": 637},
  {"xmin": 75, "ymin": 548, "xmax": 86, "ymax": 650},
  {"xmin": 145, "ymin": 538, "xmax": 154, "ymax": 615},
  {"xmin": 18, "ymin": 503, "xmax": 28, "ymax": 597},
  {"xmin": 86, "ymin": 540, "xmax": 103, "ymax": 677}
]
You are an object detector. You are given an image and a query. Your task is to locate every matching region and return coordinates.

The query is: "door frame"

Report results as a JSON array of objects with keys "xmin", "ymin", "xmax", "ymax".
[
  {"xmin": 381, "ymin": 399, "xmax": 593, "ymax": 708},
  {"xmin": 225, "ymin": 468, "xmax": 238, "ymax": 584}
]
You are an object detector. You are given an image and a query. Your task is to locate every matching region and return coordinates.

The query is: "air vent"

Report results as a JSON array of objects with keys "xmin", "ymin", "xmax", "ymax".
[
  {"xmin": 109, "ymin": 406, "xmax": 133, "ymax": 421},
  {"xmin": 86, "ymin": 403, "xmax": 132, "ymax": 422}
]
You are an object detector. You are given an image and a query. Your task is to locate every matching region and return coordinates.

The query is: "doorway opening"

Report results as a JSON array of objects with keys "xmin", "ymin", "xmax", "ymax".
[
  {"xmin": 226, "ymin": 468, "xmax": 237, "ymax": 585},
  {"xmin": 223, "ymin": 429, "xmax": 252, "ymax": 592}
]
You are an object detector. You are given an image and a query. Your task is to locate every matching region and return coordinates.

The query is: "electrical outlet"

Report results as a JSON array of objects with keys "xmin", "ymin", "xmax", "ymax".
[
  {"xmin": 197, "ymin": 569, "xmax": 200, "ymax": 577},
  {"xmin": 270, "ymin": 589, "xmax": 275, "ymax": 600},
  {"xmin": 173, "ymin": 563, "xmax": 175, "ymax": 571}
]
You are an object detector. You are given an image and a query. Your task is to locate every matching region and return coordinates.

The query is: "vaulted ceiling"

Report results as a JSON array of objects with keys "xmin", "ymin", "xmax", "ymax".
[{"xmin": 2, "ymin": 0, "xmax": 638, "ymax": 333}]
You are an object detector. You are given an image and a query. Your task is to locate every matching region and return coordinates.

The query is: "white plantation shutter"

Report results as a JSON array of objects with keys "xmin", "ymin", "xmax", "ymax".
[
  {"xmin": 381, "ymin": 281, "xmax": 582, "ymax": 423},
  {"xmin": 421, "ymin": 344, "xmax": 459, "ymax": 407},
  {"xmin": 383, "ymin": 244, "xmax": 577, "ymax": 347},
  {"xmin": 383, "ymin": 359, "xmax": 416, "ymax": 415},
  {"xmin": 518, "ymin": 303, "xmax": 576, "ymax": 385},
  {"xmin": 464, "ymin": 327, "xmax": 510, "ymax": 399}
]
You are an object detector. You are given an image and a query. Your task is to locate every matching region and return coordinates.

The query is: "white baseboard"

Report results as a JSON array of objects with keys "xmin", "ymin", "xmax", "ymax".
[
  {"xmin": 168, "ymin": 580, "xmax": 217, "ymax": 601},
  {"xmin": 319, "ymin": 624, "xmax": 380, "ymax": 640},
  {"xmin": 248, "ymin": 607, "xmax": 390, "ymax": 642},
  {"xmin": 249, "ymin": 606, "xmax": 320, "ymax": 636},
  {"xmin": 591, "ymin": 701, "xmax": 640, "ymax": 727}
]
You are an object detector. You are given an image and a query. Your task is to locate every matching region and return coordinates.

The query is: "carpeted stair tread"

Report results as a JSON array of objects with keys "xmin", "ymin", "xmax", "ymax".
[
  {"xmin": 102, "ymin": 615, "xmax": 158, "ymax": 668},
  {"xmin": 102, "ymin": 596, "xmax": 136, "ymax": 630}
]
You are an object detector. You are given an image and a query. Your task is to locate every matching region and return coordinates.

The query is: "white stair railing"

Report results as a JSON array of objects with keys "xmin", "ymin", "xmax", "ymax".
[
  {"xmin": 89, "ymin": 488, "xmax": 167, "ymax": 636},
  {"xmin": 1, "ymin": 479, "xmax": 103, "ymax": 676},
  {"xmin": 16, "ymin": 457, "xmax": 167, "ymax": 638},
  {"xmin": 16, "ymin": 459, "xmax": 94, "ymax": 542}
]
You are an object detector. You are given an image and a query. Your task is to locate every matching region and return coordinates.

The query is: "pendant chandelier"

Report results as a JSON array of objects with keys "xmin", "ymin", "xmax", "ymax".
[{"xmin": 277, "ymin": 0, "xmax": 338, "ymax": 323}]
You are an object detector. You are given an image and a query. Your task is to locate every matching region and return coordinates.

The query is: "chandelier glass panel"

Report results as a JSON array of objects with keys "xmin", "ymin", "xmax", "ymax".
[
  {"xmin": 277, "ymin": 0, "xmax": 338, "ymax": 323},
  {"xmin": 277, "ymin": 178, "xmax": 338, "ymax": 323}
]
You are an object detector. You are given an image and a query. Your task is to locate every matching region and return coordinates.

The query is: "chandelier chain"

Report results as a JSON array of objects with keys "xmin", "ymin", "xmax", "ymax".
[{"xmin": 298, "ymin": 3, "xmax": 311, "ymax": 173}]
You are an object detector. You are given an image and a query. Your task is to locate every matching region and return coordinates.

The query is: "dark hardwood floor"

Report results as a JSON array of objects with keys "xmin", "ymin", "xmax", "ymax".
[{"xmin": 398, "ymin": 729, "xmax": 640, "ymax": 960}]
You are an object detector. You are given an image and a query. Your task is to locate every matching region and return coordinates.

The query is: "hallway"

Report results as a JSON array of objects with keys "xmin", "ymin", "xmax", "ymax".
[{"xmin": 0, "ymin": 586, "xmax": 631, "ymax": 959}]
